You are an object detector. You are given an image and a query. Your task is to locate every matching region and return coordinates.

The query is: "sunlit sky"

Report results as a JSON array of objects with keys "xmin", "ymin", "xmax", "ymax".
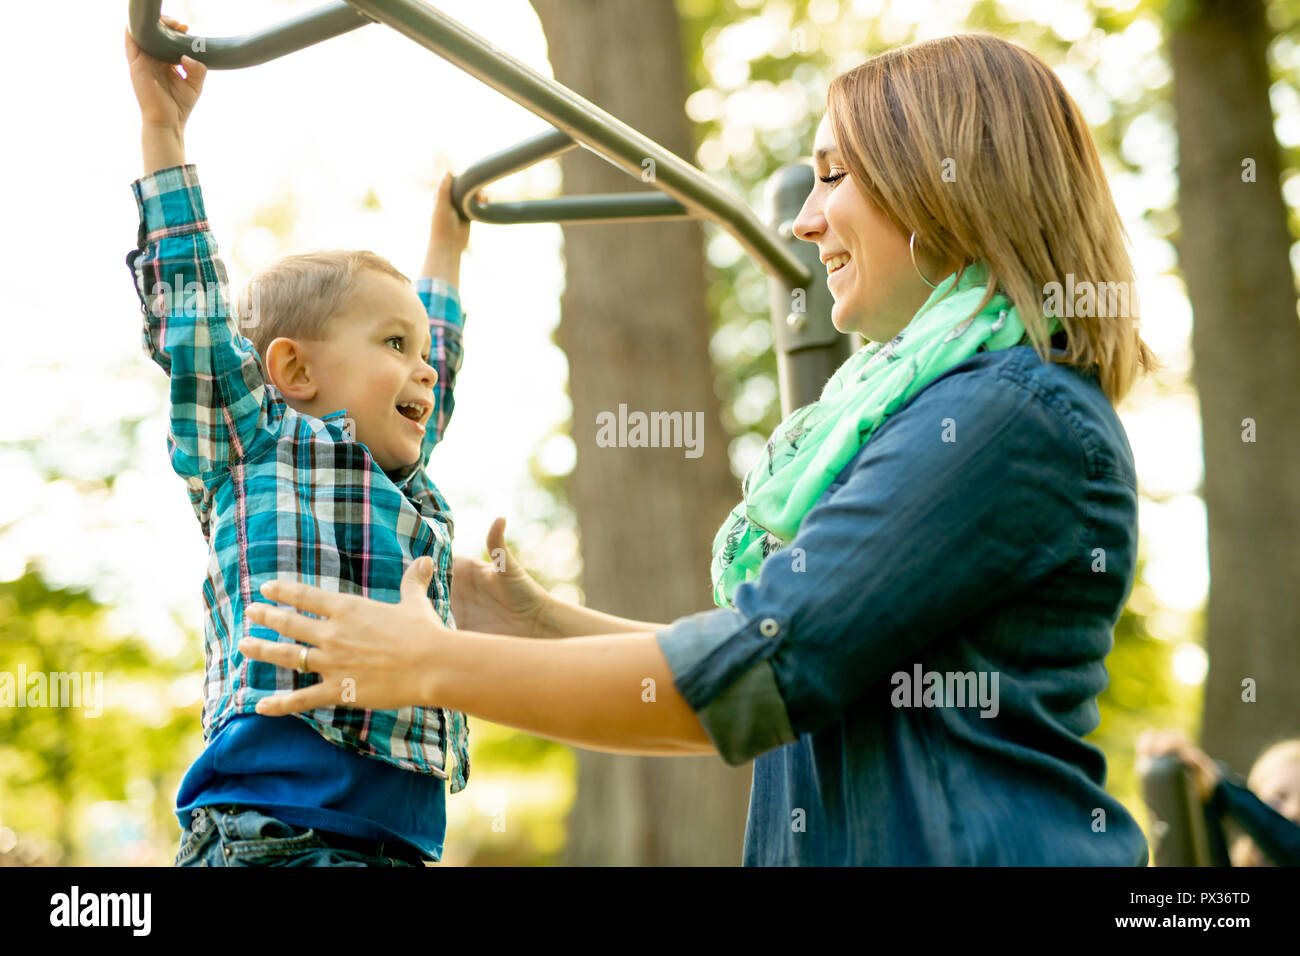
[{"xmin": 2, "ymin": 0, "xmax": 1269, "ymax": 692}]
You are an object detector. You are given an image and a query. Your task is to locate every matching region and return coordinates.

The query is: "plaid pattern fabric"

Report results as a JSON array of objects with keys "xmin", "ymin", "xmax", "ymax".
[{"xmin": 126, "ymin": 164, "xmax": 470, "ymax": 793}]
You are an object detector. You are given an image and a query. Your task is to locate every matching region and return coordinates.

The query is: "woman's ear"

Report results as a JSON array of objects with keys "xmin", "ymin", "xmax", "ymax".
[{"xmin": 264, "ymin": 337, "xmax": 320, "ymax": 401}]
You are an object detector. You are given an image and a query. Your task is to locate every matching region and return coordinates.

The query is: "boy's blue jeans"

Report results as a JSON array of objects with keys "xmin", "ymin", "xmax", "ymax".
[{"xmin": 174, "ymin": 805, "xmax": 424, "ymax": 867}]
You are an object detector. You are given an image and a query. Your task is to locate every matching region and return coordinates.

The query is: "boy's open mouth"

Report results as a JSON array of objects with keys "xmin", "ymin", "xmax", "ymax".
[{"xmin": 396, "ymin": 400, "xmax": 429, "ymax": 424}]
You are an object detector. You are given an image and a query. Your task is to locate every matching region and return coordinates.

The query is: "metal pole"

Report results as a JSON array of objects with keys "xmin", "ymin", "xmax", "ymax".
[
  {"xmin": 765, "ymin": 164, "xmax": 853, "ymax": 412},
  {"xmin": 1140, "ymin": 753, "xmax": 1221, "ymax": 865}
]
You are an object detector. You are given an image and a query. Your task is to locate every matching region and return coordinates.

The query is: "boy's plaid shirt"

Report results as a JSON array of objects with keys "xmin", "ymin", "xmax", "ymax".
[{"xmin": 126, "ymin": 164, "xmax": 469, "ymax": 793}]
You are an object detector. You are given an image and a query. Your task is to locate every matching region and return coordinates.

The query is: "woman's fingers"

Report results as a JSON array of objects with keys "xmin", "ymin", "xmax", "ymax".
[
  {"xmin": 245, "ymin": 601, "xmax": 326, "ymax": 644},
  {"xmin": 401, "ymin": 555, "xmax": 436, "ymax": 603},
  {"xmin": 255, "ymin": 686, "xmax": 336, "ymax": 717},
  {"xmin": 238, "ymin": 634, "xmax": 321, "ymax": 669},
  {"xmin": 487, "ymin": 516, "xmax": 508, "ymax": 554},
  {"xmin": 259, "ymin": 577, "xmax": 347, "ymax": 617}
]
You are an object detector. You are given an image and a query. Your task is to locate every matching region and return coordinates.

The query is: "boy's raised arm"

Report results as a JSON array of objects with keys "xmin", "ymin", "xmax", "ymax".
[
  {"xmin": 125, "ymin": 19, "xmax": 275, "ymax": 481},
  {"xmin": 128, "ymin": 164, "xmax": 275, "ymax": 479},
  {"xmin": 416, "ymin": 172, "xmax": 474, "ymax": 456}
]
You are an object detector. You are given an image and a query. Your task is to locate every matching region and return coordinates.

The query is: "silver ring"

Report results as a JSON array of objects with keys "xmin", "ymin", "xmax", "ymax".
[
  {"xmin": 296, "ymin": 645, "xmax": 311, "ymax": 674},
  {"xmin": 909, "ymin": 231, "xmax": 938, "ymax": 289}
]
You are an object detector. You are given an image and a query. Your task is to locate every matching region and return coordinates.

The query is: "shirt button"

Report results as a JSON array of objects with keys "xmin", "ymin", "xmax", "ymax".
[{"xmin": 759, "ymin": 617, "xmax": 780, "ymax": 638}]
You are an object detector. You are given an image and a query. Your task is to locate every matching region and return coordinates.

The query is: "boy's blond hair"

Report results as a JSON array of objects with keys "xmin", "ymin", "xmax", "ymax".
[{"xmin": 237, "ymin": 250, "xmax": 410, "ymax": 362}]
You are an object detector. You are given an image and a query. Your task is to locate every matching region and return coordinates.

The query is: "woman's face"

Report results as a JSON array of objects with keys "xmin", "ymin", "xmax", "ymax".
[{"xmin": 792, "ymin": 114, "xmax": 944, "ymax": 342}]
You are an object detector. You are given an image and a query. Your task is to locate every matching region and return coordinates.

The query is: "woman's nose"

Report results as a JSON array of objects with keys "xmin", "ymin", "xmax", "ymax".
[{"xmin": 792, "ymin": 192, "xmax": 823, "ymax": 243}]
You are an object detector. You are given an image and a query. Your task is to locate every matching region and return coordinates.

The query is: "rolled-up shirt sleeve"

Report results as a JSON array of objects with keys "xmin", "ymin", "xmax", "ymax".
[{"xmin": 655, "ymin": 366, "xmax": 1089, "ymax": 765}]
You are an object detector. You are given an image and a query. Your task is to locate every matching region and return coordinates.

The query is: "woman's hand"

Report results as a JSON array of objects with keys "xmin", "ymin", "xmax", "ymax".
[
  {"xmin": 238, "ymin": 557, "xmax": 449, "ymax": 714},
  {"xmin": 1136, "ymin": 728, "xmax": 1222, "ymax": 802},
  {"xmin": 125, "ymin": 15, "xmax": 206, "ymax": 129},
  {"xmin": 451, "ymin": 516, "xmax": 555, "ymax": 638}
]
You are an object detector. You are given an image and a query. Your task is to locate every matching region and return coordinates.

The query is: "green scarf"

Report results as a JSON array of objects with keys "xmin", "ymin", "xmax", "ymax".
[{"xmin": 709, "ymin": 261, "xmax": 1059, "ymax": 609}]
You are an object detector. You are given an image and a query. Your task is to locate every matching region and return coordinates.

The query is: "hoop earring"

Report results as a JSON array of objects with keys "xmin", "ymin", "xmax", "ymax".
[{"xmin": 909, "ymin": 231, "xmax": 938, "ymax": 290}]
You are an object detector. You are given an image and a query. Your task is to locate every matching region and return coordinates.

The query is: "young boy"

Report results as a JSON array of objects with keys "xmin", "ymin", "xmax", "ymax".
[{"xmin": 125, "ymin": 18, "xmax": 471, "ymax": 866}]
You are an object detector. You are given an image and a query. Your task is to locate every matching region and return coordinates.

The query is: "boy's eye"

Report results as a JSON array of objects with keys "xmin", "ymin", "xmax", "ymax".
[{"xmin": 387, "ymin": 336, "xmax": 432, "ymax": 364}]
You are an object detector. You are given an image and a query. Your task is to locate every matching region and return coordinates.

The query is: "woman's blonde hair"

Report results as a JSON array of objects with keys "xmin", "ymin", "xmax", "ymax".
[
  {"xmin": 236, "ymin": 250, "xmax": 410, "ymax": 362},
  {"xmin": 826, "ymin": 33, "xmax": 1159, "ymax": 405}
]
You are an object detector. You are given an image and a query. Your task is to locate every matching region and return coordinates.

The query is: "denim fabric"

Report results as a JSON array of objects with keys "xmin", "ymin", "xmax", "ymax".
[
  {"xmin": 656, "ymin": 339, "xmax": 1150, "ymax": 865},
  {"xmin": 174, "ymin": 805, "xmax": 423, "ymax": 867}
]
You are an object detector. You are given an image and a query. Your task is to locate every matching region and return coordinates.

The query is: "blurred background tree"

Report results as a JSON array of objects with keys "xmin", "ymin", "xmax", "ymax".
[
  {"xmin": 1166, "ymin": 0, "xmax": 1300, "ymax": 772},
  {"xmin": 531, "ymin": 0, "xmax": 754, "ymax": 866}
]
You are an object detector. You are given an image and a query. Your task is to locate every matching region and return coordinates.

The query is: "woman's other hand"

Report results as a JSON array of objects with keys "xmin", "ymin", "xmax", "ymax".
[{"xmin": 451, "ymin": 516, "xmax": 554, "ymax": 637}]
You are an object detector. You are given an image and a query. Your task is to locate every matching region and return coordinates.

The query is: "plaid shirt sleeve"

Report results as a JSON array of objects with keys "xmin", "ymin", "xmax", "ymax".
[
  {"xmin": 126, "ymin": 164, "xmax": 275, "ymax": 481},
  {"xmin": 413, "ymin": 276, "xmax": 465, "ymax": 461}
]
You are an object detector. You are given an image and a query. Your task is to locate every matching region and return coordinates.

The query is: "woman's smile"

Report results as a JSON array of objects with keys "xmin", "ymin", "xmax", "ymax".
[{"xmin": 827, "ymin": 255, "xmax": 854, "ymax": 292}]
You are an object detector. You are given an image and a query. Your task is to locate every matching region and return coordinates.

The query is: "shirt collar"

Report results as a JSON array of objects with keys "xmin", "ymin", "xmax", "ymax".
[{"xmin": 318, "ymin": 408, "xmax": 422, "ymax": 486}]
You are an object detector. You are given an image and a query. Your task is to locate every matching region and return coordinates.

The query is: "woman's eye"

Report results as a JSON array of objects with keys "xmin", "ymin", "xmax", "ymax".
[{"xmin": 819, "ymin": 171, "xmax": 846, "ymax": 185}]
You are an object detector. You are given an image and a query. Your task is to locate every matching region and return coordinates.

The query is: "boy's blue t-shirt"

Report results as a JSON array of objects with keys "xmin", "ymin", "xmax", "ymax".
[{"xmin": 176, "ymin": 714, "xmax": 445, "ymax": 861}]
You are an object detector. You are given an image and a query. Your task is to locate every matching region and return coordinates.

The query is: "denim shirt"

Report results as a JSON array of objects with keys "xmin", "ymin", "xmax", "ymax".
[{"xmin": 655, "ymin": 337, "xmax": 1149, "ymax": 865}]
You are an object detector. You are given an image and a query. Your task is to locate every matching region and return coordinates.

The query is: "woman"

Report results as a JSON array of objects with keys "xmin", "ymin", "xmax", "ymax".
[{"xmin": 241, "ymin": 33, "xmax": 1159, "ymax": 865}]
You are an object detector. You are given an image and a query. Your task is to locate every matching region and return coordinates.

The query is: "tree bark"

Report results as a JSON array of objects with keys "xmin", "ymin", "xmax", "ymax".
[
  {"xmin": 529, "ymin": 0, "xmax": 754, "ymax": 863},
  {"xmin": 1168, "ymin": 0, "xmax": 1300, "ymax": 770}
]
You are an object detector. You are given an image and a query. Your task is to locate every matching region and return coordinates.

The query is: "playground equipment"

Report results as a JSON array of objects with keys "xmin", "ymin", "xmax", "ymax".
[
  {"xmin": 1139, "ymin": 753, "xmax": 1230, "ymax": 865},
  {"xmin": 127, "ymin": 0, "xmax": 852, "ymax": 414}
]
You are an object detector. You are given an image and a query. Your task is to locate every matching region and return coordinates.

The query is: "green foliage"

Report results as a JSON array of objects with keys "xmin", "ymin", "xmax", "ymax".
[{"xmin": 0, "ymin": 565, "xmax": 201, "ymax": 865}]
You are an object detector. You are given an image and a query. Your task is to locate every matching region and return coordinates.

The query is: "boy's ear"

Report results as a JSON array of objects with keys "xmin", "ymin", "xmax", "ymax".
[{"xmin": 264, "ymin": 337, "xmax": 320, "ymax": 401}]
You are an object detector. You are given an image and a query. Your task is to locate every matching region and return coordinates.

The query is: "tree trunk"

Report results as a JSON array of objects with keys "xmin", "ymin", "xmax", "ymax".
[
  {"xmin": 529, "ymin": 0, "xmax": 754, "ymax": 864},
  {"xmin": 1168, "ymin": 0, "xmax": 1300, "ymax": 770}
]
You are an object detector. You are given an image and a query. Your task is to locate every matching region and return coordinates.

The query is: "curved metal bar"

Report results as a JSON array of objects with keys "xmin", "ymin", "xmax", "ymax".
[
  {"xmin": 127, "ymin": 0, "xmax": 373, "ymax": 69},
  {"xmin": 461, "ymin": 194, "xmax": 693, "ymax": 226},
  {"xmin": 452, "ymin": 127, "xmax": 573, "ymax": 222},
  {"xmin": 451, "ymin": 128, "xmax": 691, "ymax": 224}
]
